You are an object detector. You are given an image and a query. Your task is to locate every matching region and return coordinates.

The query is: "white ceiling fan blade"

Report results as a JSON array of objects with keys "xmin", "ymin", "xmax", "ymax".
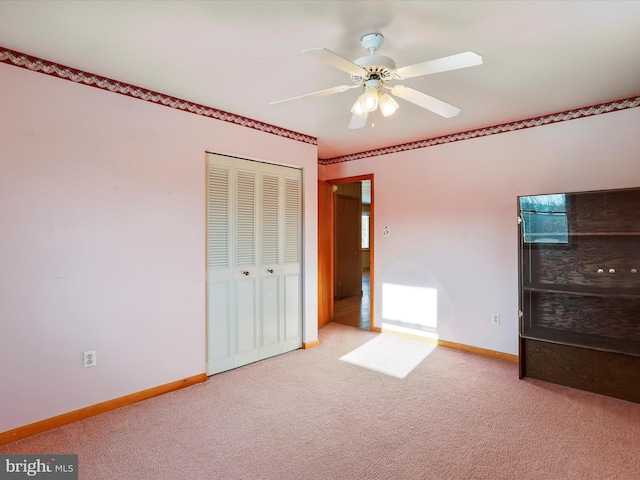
[
  {"xmin": 348, "ymin": 112, "xmax": 368, "ymax": 130},
  {"xmin": 270, "ymin": 84, "xmax": 358, "ymax": 105},
  {"xmin": 395, "ymin": 52, "xmax": 482, "ymax": 79},
  {"xmin": 303, "ymin": 48, "xmax": 367, "ymax": 77},
  {"xmin": 391, "ymin": 85, "xmax": 461, "ymax": 118}
]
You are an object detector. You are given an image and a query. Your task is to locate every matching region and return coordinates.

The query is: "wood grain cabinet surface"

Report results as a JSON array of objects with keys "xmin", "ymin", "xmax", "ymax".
[{"xmin": 518, "ymin": 187, "xmax": 640, "ymax": 403}]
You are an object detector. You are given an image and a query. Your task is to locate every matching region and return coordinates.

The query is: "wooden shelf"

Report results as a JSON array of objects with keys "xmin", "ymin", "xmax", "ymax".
[
  {"xmin": 528, "ymin": 232, "xmax": 640, "ymax": 237},
  {"xmin": 571, "ymin": 231, "xmax": 640, "ymax": 236},
  {"xmin": 523, "ymin": 285, "xmax": 640, "ymax": 298},
  {"xmin": 521, "ymin": 327, "xmax": 640, "ymax": 358}
]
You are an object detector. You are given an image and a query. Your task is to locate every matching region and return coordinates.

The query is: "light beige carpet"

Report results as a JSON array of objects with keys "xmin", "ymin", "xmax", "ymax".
[{"xmin": 3, "ymin": 322, "xmax": 640, "ymax": 479}]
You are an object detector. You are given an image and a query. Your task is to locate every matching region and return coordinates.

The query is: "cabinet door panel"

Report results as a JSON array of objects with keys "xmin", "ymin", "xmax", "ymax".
[
  {"xmin": 261, "ymin": 275, "xmax": 281, "ymax": 349},
  {"xmin": 208, "ymin": 283, "xmax": 230, "ymax": 360},
  {"xmin": 284, "ymin": 273, "xmax": 301, "ymax": 343},
  {"xmin": 235, "ymin": 279, "xmax": 258, "ymax": 356}
]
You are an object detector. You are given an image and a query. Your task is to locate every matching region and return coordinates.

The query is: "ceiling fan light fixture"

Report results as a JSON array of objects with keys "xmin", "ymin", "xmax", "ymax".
[
  {"xmin": 362, "ymin": 87, "xmax": 379, "ymax": 112},
  {"xmin": 378, "ymin": 92, "xmax": 399, "ymax": 117},
  {"xmin": 272, "ymin": 33, "xmax": 484, "ymax": 131},
  {"xmin": 350, "ymin": 96, "xmax": 367, "ymax": 117}
]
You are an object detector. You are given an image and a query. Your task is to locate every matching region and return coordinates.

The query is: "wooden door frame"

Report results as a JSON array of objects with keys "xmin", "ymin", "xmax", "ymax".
[
  {"xmin": 317, "ymin": 180, "xmax": 334, "ymax": 329},
  {"xmin": 325, "ymin": 174, "xmax": 375, "ymax": 332}
]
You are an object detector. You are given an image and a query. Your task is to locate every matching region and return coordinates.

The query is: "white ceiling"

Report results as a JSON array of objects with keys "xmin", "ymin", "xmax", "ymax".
[{"xmin": 1, "ymin": 1, "xmax": 639, "ymax": 160}]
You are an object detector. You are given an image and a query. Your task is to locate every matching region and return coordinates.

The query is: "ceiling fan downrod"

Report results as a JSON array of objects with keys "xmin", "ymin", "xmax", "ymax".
[{"xmin": 361, "ymin": 33, "xmax": 384, "ymax": 55}]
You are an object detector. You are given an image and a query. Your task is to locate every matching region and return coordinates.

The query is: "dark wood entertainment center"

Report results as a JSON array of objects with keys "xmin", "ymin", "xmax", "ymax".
[{"xmin": 518, "ymin": 187, "xmax": 640, "ymax": 403}]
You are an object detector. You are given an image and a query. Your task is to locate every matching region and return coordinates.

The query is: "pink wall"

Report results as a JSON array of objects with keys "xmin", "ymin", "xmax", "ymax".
[
  {"xmin": 0, "ymin": 63, "xmax": 318, "ymax": 433},
  {"xmin": 321, "ymin": 106, "xmax": 640, "ymax": 355}
]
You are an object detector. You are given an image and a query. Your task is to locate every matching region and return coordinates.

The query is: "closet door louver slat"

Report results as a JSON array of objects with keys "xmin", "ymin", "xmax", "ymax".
[
  {"xmin": 285, "ymin": 176, "xmax": 301, "ymax": 265},
  {"xmin": 261, "ymin": 173, "xmax": 280, "ymax": 265},
  {"xmin": 207, "ymin": 165, "xmax": 230, "ymax": 269},
  {"xmin": 236, "ymin": 169, "xmax": 256, "ymax": 267}
]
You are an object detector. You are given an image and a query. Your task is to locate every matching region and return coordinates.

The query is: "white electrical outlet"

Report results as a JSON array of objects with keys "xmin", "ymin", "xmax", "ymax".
[
  {"xmin": 491, "ymin": 314, "xmax": 500, "ymax": 326},
  {"xmin": 83, "ymin": 350, "xmax": 96, "ymax": 368}
]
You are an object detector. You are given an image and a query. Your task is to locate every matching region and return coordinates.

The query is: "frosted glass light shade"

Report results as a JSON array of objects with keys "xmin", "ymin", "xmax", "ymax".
[
  {"xmin": 350, "ymin": 96, "xmax": 367, "ymax": 117},
  {"xmin": 362, "ymin": 87, "xmax": 379, "ymax": 112},
  {"xmin": 379, "ymin": 92, "xmax": 399, "ymax": 117}
]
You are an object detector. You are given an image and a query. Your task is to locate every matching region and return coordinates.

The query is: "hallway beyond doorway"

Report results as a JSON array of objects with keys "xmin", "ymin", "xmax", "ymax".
[{"xmin": 332, "ymin": 269, "xmax": 370, "ymax": 331}]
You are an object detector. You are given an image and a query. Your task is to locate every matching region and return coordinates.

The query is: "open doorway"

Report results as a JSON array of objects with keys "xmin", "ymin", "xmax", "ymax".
[{"xmin": 330, "ymin": 176, "xmax": 373, "ymax": 331}]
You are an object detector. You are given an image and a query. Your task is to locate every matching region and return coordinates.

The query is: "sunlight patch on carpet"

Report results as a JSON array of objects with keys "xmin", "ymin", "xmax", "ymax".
[{"xmin": 339, "ymin": 334, "xmax": 436, "ymax": 379}]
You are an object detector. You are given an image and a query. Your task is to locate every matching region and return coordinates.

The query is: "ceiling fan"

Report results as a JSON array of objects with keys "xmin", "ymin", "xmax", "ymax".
[{"xmin": 270, "ymin": 33, "xmax": 483, "ymax": 129}]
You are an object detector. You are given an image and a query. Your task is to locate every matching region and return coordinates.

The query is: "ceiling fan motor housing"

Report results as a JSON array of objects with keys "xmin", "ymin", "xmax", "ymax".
[{"xmin": 352, "ymin": 55, "xmax": 396, "ymax": 83}]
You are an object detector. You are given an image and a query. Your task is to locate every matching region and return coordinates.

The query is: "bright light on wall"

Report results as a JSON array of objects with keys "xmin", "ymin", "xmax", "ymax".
[{"xmin": 381, "ymin": 283, "xmax": 438, "ymax": 339}]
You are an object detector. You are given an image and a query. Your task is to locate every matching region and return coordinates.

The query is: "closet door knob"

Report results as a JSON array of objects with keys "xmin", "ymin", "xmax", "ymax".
[
  {"xmin": 267, "ymin": 268, "xmax": 274, "ymax": 274},
  {"xmin": 243, "ymin": 270, "xmax": 250, "ymax": 276}
]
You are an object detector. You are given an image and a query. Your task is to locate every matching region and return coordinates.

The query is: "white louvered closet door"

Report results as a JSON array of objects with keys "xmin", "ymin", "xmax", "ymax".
[
  {"xmin": 206, "ymin": 155, "xmax": 235, "ymax": 375},
  {"xmin": 206, "ymin": 153, "xmax": 302, "ymax": 375},
  {"xmin": 232, "ymin": 162, "xmax": 260, "ymax": 368},
  {"xmin": 282, "ymin": 171, "xmax": 302, "ymax": 351},
  {"xmin": 258, "ymin": 163, "xmax": 282, "ymax": 359}
]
